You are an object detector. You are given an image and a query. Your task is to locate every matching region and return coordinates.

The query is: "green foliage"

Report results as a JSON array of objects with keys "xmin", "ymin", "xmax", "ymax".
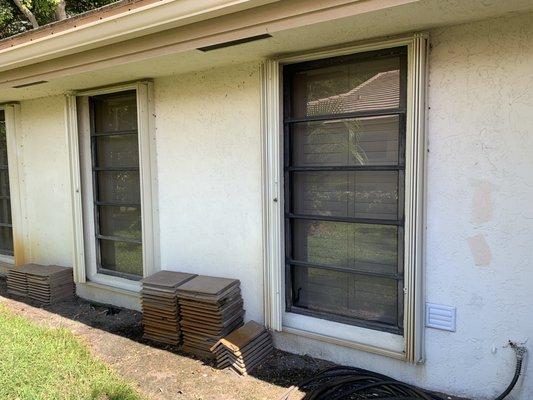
[
  {"xmin": 0, "ymin": 0, "xmax": 117, "ymax": 40},
  {"xmin": 0, "ymin": 304, "xmax": 145, "ymax": 400}
]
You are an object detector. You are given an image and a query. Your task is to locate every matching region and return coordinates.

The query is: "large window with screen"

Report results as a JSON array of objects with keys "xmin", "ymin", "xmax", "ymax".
[
  {"xmin": 89, "ymin": 91, "xmax": 143, "ymax": 279},
  {"xmin": 283, "ymin": 47, "xmax": 407, "ymax": 333}
]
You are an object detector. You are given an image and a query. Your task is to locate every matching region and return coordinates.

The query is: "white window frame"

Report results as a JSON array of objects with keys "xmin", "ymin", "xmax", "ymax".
[
  {"xmin": 66, "ymin": 81, "xmax": 159, "ymax": 293},
  {"xmin": 261, "ymin": 34, "xmax": 428, "ymax": 362},
  {"xmin": 0, "ymin": 103, "xmax": 27, "ymax": 268}
]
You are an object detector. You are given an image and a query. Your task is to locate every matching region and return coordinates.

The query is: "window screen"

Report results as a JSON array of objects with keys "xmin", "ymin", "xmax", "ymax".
[
  {"xmin": 89, "ymin": 91, "xmax": 143, "ymax": 279},
  {"xmin": 0, "ymin": 110, "xmax": 13, "ymax": 256},
  {"xmin": 283, "ymin": 48, "xmax": 407, "ymax": 333}
]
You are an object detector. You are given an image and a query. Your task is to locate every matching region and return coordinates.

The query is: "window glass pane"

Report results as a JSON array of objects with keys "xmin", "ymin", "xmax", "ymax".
[
  {"xmin": 290, "ymin": 56, "xmax": 400, "ymax": 118},
  {"xmin": 93, "ymin": 91, "xmax": 137, "ymax": 133},
  {"xmin": 96, "ymin": 135, "xmax": 139, "ymax": 168},
  {"xmin": 0, "ymin": 113, "xmax": 8, "ymax": 167},
  {"xmin": 97, "ymin": 171, "xmax": 140, "ymax": 204},
  {"xmin": 291, "ymin": 265, "xmax": 398, "ymax": 326},
  {"xmin": 98, "ymin": 206, "xmax": 141, "ymax": 240},
  {"xmin": 0, "ymin": 170, "xmax": 10, "ymax": 197},
  {"xmin": 99, "ymin": 239, "xmax": 142, "ymax": 276},
  {"xmin": 0, "ymin": 226, "xmax": 13, "ymax": 255},
  {"xmin": 0, "ymin": 199, "xmax": 12, "ymax": 225},
  {"xmin": 292, "ymin": 220, "xmax": 398, "ymax": 275},
  {"xmin": 292, "ymin": 115, "xmax": 400, "ymax": 167},
  {"xmin": 292, "ymin": 171, "xmax": 399, "ymax": 220}
]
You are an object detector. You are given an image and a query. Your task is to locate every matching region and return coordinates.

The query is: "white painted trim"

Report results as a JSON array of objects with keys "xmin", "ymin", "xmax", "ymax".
[
  {"xmin": 1, "ymin": 103, "xmax": 27, "ymax": 266},
  {"xmin": 66, "ymin": 81, "xmax": 159, "ymax": 297},
  {"xmin": 261, "ymin": 33, "xmax": 428, "ymax": 362},
  {"xmin": 65, "ymin": 94, "xmax": 86, "ymax": 283},
  {"xmin": 261, "ymin": 59, "xmax": 283, "ymax": 331}
]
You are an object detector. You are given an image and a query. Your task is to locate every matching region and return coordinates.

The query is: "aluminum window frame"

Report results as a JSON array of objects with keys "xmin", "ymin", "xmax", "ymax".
[
  {"xmin": 261, "ymin": 34, "xmax": 428, "ymax": 362},
  {"xmin": 282, "ymin": 47, "xmax": 408, "ymax": 335},
  {"xmin": 66, "ymin": 81, "xmax": 159, "ymax": 292}
]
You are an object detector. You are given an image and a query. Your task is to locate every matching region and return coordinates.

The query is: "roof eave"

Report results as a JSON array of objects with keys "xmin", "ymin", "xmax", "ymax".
[{"xmin": 0, "ymin": 0, "xmax": 279, "ymax": 72}]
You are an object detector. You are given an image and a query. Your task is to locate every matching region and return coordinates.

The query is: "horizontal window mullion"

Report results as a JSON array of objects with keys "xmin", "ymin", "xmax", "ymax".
[
  {"xmin": 287, "ymin": 213, "xmax": 402, "ymax": 226},
  {"xmin": 0, "ymin": 249, "xmax": 14, "ymax": 257},
  {"xmin": 288, "ymin": 259, "xmax": 402, "ymax": 280},
  {"xmin": 0, "ymin": 222, "xmax": 12, "ymax": 228},
  {"xmin": 93, "ymin": 166, "xmax": 139, "ymax": 172},
  {"xmin": 95, "ymin": 201, "xmax": 141, "ymax": 207},
  {"xmin": 91, "ymin": 129, "xmax": 138, "ymax": 137},
  {"xmin": 284, "ymin": 109, "xmax": 405, "ymax": 124},
  {"xmin": 97, "ymin": 234, "xmax": 142, "ymax": 245},
  {"xmin": 286, "ymin": 165, "xmax": 404, "ymax": 172}
]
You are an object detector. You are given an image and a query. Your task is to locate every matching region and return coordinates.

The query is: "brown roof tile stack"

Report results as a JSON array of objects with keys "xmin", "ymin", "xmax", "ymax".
[
  {"xmin": 6, "ymin": 266, "xmax": 29, "ymax": 297},
  {"xmin": 211, "ymin": 321, "xmax": 273, "ymax": 375},
  {"xmin": 141, "ymin": 271, "xmax": 196, "ymax": 345},
  {"xmin": 25, "ymin": 264, "xmax": 74, "ymax": 305},
  {"xmin": 177, "ymin": 276, "xmax": 244, "ymax": 359}
]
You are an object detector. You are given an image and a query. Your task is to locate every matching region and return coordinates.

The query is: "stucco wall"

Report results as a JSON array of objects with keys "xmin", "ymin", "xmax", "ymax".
[
  {"xmin": 17, "ymin": 96, "xmax": 73, "ymax": 267},
  {"xmin": 154, "ymin": 62, "xmax": 264, "ymax": 323},
  {"xmin": 8, "ymin": 12, "xmax": 533, "ymax": 400},
  {"xmin": 276, "ymin": 13, "xmax": 533, "ymax": 400}
]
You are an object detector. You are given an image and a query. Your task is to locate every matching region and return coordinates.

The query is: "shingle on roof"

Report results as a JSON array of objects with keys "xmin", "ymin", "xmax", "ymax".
[{"xmin": 307, "ymin": 70, "xmax": 400, "ymax": 116}]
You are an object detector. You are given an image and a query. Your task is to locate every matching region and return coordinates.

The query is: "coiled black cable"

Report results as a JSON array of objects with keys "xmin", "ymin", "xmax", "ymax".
[{"xmin": 279, "ymin": 342, "xmax": 527, "ymax": 400}]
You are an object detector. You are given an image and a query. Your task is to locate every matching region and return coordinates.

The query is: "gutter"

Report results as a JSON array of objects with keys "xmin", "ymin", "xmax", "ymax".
[{"xmin": 0, "ymin": 0, "xmax": 279, "ymax": 72}]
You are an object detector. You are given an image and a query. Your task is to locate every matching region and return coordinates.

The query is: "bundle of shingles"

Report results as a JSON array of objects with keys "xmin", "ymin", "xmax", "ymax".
[
  {"xmin": 7, "ymin": 264, "xmax": 74, "ymax": 304},
  {"xmin": 141, "ymin": 271, "xmax": 196, "ymax": 345},
  {"xmin": 211, "ymin": 321, "xmax": 273, "ymax": 375},
  {"xmin": 177, "ymin": 275, "xmax": 245, "ymax": 359}
]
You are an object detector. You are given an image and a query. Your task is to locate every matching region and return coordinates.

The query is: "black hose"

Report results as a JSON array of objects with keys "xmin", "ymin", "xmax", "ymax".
[
  {"xmin": 278, "ymin": 342, "xmax": 527, "ymax": 400},
  {"xmin": 494, "ymin": 342, "xmax": 527, "ymax": 400}
]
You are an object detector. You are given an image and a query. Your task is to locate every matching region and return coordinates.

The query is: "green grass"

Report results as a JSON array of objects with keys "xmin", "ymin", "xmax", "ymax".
[{"xmin": 0, "ymin": 304, "xmax": 144, "ymax": 400}]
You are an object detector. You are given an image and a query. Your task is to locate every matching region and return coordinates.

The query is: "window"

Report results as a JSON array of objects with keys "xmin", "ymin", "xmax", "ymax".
[
  {"xmin": 0, "ymin": 110, "xmax": 14, "ymax": 257},
  {"xmin": 68, "ymin": 81, "xmax": 158, "ymax": 292},
  {"xmin": 283, "ymin": 47, "xmax": 407, "ymax": 334},
  {"xmin": 89, "ymin": 91, "xmax": 143, "ymax": 279}
]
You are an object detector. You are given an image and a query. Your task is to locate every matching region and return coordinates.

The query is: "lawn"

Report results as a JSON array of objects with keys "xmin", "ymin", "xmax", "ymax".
[{"xmin": 0, "ymin": 304, "xmax": 144, "ymax": 400}]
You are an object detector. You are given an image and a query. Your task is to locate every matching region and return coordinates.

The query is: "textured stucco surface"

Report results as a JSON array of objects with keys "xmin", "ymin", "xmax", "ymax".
[
  {"xmin": 153, "ymin": 62, "xmax": 264, "ymax": 323},
  {"xmin": 17, "ymin": 96, "xmax": 73, "ymax": 267},
  {"xmin": 276, "ymin": 13, "xmax": 533, "ymax": 400},
  {"xmin": 8, "ymin": 11, "xmax": 533, "ymax": 400}
]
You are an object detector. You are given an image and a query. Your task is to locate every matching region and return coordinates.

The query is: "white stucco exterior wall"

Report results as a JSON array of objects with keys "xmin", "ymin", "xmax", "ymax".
[
  {"xmin": 6, "ymin": 12, "xmax": 533, "ymax": 400},
  {"xmin": 17, "ymin": 96, "xmax": 73, "ymax": 267},
  {"xmin": 154, "ymin": 62, "xmax": 265, "ymax": 323},
  {"xmin": 276, "ymin": 13, "xmax": 533, "ymax": 400}
]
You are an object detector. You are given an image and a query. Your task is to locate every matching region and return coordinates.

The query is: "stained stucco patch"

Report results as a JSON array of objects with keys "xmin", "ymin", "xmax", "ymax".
[
  {"xmin": 471, "ymin": 180, "xmax": 493, "ymax": 224},
  {"xmin": 467, "ymin": 233, "xmax": 492, "ymax": 267}
]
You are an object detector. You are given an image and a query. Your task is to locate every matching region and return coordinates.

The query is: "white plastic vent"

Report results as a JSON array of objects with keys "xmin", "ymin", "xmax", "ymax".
[{"xmin": 425, "ymin": 303, "xmax": 456, "ymax": 332}]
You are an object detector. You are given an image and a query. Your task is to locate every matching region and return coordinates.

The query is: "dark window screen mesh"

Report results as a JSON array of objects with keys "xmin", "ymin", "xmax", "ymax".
[
  {"xmin": 0, "ymin": 110, "xmax": 13, "ymax": 256},
  {"xmin": 284, "ymin": 48, "xmax": 407, "ymax": 333},
  {"xmin": 90, "ymin": 91, "xmax": 143, "ymax": 278}
]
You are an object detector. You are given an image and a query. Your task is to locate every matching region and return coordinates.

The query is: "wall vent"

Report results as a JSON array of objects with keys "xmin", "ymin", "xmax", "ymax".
[
  {"xmin": 13, "ymin": 80, "xmax": 48, "ymax": 88},
  {"xmin": 426, "ymin": 303, "xmax": 456, "ymax": 332},
  {"xmin": 197, "ymin": 34, "xmax": 272, "ymax": 52}
]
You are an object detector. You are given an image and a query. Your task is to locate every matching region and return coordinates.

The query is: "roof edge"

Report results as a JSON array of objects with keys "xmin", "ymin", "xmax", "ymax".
[{"xmin": 0, "ymin": 0, "xmax": 279, "ymax": 71}]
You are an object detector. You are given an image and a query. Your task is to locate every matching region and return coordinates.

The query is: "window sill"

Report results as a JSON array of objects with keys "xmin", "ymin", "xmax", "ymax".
[{"xmin": 283, "ymin": 311, "xmax": 405, "ymax": 359}]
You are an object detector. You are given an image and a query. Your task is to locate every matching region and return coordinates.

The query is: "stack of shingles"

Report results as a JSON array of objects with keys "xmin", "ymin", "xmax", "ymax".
[
  {"xmin": 211, "ymin": 321, "xmax": 273, "ymax": 375},
  {"xmin": 6, "ymin": 265, "xmax": 30, "ymax": 297},
  {"xmin": 25, "ymin": 264, "xmax": 74, "ymax": 305},
  {"xmin": 141, "ymin": 271, "xmax": 196, "ymax": 345},
  {"xmin": 178, "ymin": 276, "xmax": 245, "ymax": 359}
]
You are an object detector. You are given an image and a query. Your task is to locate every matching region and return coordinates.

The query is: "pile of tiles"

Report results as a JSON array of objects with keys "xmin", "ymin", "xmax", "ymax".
[
  {"xmin": 178, "ymin": 275, "xmax": 245, "ymax": 359},
  {"xmin": 6, "ymin": 267, "xmax": 28, "ymax": 297},
  {"xmin": 141, "ymin": 271, "xmax": 196, "ymax": 345},
  {"xmin": 211, "ymin": 321, "xmax": 273, "ymax": 375},
  {"xmin": 7, "ymin": 264, "xmax": 74, "ymax": 304}
]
